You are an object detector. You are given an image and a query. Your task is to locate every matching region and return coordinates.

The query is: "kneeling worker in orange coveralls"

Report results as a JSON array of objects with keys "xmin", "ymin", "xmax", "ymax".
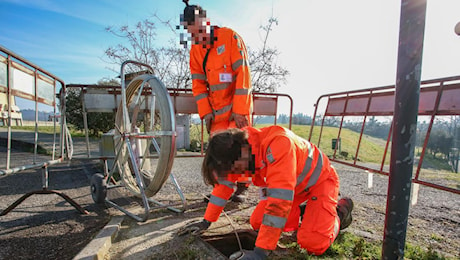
[{"xmin": 179, "ymin": 125, "xmax": 354, "ymax": 259}]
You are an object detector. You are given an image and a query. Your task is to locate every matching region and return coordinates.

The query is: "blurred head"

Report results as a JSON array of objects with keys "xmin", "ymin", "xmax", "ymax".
[
  {"xmin": 202, "ymin": 128, "xmax": 252, "ymax": 186},
  {"xmin": 180, "ymin": 4, "xmax": 212, "ymax": 46}
]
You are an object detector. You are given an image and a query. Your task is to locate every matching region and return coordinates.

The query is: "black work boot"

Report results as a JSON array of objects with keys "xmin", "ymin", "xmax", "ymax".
[
  {"xmin": 337, "ymin": 197, "xmax": 354, "ymax": 230},
  {"xmin": 230, "ymin": 183, "xmax": 248, "ymax": 203}
]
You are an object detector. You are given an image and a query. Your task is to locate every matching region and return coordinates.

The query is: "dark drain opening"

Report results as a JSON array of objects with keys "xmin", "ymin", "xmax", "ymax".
[{"xmin": 200, "ymin": 229, "xmax": 257, "ymax": 258}]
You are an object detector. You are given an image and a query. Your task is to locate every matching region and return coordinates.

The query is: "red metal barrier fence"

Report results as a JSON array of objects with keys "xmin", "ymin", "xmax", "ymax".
[
  {"xmin": 66, "ymin": 84, "xmax": 293, "ymax": 157},
  {"xmin": 309, "ymin": 75, "xmax": 460, "ymax": 195}
]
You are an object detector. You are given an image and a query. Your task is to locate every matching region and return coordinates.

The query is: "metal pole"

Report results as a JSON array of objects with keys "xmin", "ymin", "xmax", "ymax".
[
  {"xmin": 6, "ymin": 54, "xmax": 11, "ymax": 170},
  {"xmin": 81, "ymin": 89, "xmax": 91, "ymax": 157},
  {"xmin": 52, "ymin": 79, "xmax": 57, "ymax": 160},
  {"xmin": 34, "ymin": 70, "xmax": 39, "ymax": 164},
  {"xmin": 382, "ymin": 0, "xmax": 427, "ymax": 259},
  {"xmin": 59, "ymin": 85, "xmax": 66, "ymax": 159}
]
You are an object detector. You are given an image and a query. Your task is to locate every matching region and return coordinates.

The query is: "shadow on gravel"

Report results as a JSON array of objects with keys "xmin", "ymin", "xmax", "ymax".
[
  {"xmin": 0, "ymin": 159, "xmax": 111, "ymax": 260},
  {"xmin": 0, "ymin": 210, "xmax": 109, "ymax": 260},
  {"xmin": 0, "ymin": 165, "xmax": 94, "ymax": 196}
]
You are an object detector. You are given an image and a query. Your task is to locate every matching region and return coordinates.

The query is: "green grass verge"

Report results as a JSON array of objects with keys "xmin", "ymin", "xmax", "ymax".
[
  {"xmin": 3, "ymin": 125, "xmax": 88, "ymax": 138},
  {"xmin": 170, "ymin": 232, "xmax": 452, "ymax": 259},
  {"xmin": 271, "ymin": 231, "xmax": 451, "ymax": 259}
]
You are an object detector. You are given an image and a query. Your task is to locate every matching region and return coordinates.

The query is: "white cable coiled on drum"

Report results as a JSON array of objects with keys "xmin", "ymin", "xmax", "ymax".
[{"xmin": 114, "ymin": 74, "xmax": 176, "ymax": 197}]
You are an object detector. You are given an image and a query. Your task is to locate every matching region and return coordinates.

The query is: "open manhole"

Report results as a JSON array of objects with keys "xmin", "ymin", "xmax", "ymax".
[{"xmin": 200, "ymin": 229, "xmax": 257, "ymax": 259}]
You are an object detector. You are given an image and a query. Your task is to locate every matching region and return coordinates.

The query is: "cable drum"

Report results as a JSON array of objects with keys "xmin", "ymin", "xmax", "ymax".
[{"xmin": 114, "ymin": 74, "xmax": 176, "ymax": 197}]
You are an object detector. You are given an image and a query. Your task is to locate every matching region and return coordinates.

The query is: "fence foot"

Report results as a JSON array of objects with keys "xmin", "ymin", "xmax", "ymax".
[
  {"xmin": 1, "ymin": 164, "xmax": 89, "ymax": 216},
  {"xmin": 1, "ymin": 189, "xmax": 89, "ymax": 216}
]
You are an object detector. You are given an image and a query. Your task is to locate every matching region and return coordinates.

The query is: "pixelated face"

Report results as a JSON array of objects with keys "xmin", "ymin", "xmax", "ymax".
[
  {"xmin": 230, "ymin": 145, "xmax": 251, "ymax": 174},
  {"xmin": 180, "ymin": 12, "xmax": 211, "ymax": 47},
  {"xmin": 210, "ymin": 144, "xmax": 251, "ymax": 183}
]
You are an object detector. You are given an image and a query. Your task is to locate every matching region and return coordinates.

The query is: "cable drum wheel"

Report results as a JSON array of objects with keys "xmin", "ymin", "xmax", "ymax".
[{"xmin": 114, "ymin": 74, "xmax": 176, "ymax": 198}]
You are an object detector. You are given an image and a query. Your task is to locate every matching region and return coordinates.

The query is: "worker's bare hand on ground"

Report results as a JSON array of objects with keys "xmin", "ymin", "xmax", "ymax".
[
  {"xmin": 176, "ymin": 219, "xmax": 211, "ymax": 236},
  {"xmin": 232, "ymin": 113, "xmax": 249, "ymax": 128},
  {"xmin": 229, "ymin": 247, "xmax": 268, "ymax": 260},
  {"xmin": 203, "ymin": 114, "xmax": 213, "ymax": 133}
]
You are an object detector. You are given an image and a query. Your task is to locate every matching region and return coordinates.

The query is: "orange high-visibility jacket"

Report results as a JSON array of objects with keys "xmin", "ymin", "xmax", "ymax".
[
  {"xmin": 190, "ymin": 26, "xmax": 253, "ymax": 123},
  {"xmin": 204, "ymin": 125, "xmax": 331, "ymax": 250}
]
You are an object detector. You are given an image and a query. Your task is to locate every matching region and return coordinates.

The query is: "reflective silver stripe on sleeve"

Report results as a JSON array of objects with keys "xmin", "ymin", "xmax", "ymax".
[
  {"xmin": 296, "ymin": 156, "xmax": 311, "ymax": 186},
  {"xmin": 209, "ymin": 195, "xmax": 227, "ymax": 207},
  {"xmin": 217, "ymin": 180, "xmax": 236, "ymax": 189},
  {"xmin": 232, "ymin": 59, "xmax": 243, "ymax": 71},
  {"xmin": 262, "ymin": 214, "xmax": 287, "ymax": 229},
  {"xmin": 194, "ymin": 93, "xmax": 208, "ymax": 102},
  {"xmin": 296, "ymin": 142, "xmax": 315, "ymax": 186},
  {"xmin": 267, "ymin": 188, "xmax": 294, "ymax": 201},
  {"xmin": 213, "ymin": 104, "xmax": 233, "ymax": 115},
  {"xmin": 232, "ymin": 59, "xmax": 249, "ymax": 71},
  {"xmin": 304, "ymin": 152, "xmax": 324, "ymax": 190},
  {"xmin": 210, "ymin": 83, "xmax": 230, "ymax": 91},
  {"xmin": 192, "ymin": 73, "xmax": 207, "ymax": 80},
  {"xmin": 235, "ymin": 88, "xmax": 249, "ymax": 95}
]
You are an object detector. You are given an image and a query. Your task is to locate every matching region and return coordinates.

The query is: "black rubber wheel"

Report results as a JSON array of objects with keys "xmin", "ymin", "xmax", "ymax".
[{"xmin": 90, "ymin": 173, "xmax": 107, "ymax": 204}]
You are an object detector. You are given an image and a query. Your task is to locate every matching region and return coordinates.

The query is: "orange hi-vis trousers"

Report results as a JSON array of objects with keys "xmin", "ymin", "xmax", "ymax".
[{"xmin": 250, "ymin": 166, "xmax": 340, "ymax": 255}]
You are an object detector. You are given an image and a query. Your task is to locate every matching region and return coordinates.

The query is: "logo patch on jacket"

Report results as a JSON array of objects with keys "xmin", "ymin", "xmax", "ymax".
[
  {"xmin": 266, "ymin": 147, "xmax": 275, "ymax": 164},
  {"xmin": 217, "ymin": 44, "xmax": 225, "ymax": 55}
]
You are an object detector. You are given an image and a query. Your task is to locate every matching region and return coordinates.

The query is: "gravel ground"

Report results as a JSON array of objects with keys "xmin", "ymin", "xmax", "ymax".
[
  {"xmin": 106, "ymin": 156, "xmax": 460, "ymax": 259},
  {"xmin": 0, "ymin": 159, "xmax": 111, "ymax": 260},
  {"xmin": 1, "ymin": 155, "xmax": 459, "ymax": 259}
]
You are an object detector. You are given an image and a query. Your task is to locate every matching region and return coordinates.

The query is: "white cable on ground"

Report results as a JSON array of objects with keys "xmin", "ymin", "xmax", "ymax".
[{"xmin": 201, "ymin": 193, "xmax": 243, "ymax": 253}]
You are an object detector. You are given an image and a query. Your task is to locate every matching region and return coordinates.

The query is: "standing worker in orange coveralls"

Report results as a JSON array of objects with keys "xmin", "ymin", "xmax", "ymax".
[
  {"xmin": 180, "ymin": 1, "xmax": 253, "ymax": 202},
  {"xmin": 178, "ymin": 126, "xmax": 354, "ymax": 259}
]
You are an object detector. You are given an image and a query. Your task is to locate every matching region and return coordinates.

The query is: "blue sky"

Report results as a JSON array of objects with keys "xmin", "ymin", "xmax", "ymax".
[{"xmin": 1, "ymin": 0, "xmax": 459, "ymax": 115}]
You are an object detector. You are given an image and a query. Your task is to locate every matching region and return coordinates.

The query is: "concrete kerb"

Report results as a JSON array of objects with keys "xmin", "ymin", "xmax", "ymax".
[
  {"xmin": 74, "ymin": 163, "xmax": 124, "ymax": 260},
  {"xmin": 73, "ymin": 215, "xmax": 125, "ymax": 260}
]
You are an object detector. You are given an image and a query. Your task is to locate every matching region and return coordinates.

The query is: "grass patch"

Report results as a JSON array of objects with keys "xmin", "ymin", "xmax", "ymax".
[
  {"xmin": 420, "ymin": 153, "xmax": 456, "ymax": 172},
  {"xmin": 7, "ymin": 125, "xmax": 60, "ymax": 134},
  {"xmin": 253, "ymin": 124, "xmax": 390, "ymax": 164},
  {"xmin": 3, "ymin": 125, "xmax": 89, "ymax": 138},
  {"xmin": 405, "ymin": 244, "xmax": 448, "ymax": 260},
  {"xmin": 273, "ymin": 231, "xmax": 451, "ymax": 259}
]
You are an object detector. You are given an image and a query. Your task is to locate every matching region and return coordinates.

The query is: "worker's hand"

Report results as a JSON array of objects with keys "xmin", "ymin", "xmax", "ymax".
[
  {"xmin": 229, "ymin": 247, "xmax": 268, "ymax": 260},
  {"xmin": 176, "ymin": 219, "xmax": 211, "ymax": 236},
  {"xmin": 232, "ymin": 113, "xmax": 249, "ymax": 128},
  {"xmin": 203, "ymin": 113, "xmax": 213, "ymax": 134}
]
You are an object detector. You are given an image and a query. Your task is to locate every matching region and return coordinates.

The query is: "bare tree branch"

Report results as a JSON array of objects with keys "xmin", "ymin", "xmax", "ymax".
[
  {"xmin": 102, "ymin": 14, "xmax": 288, "ymax": 93},
  {"xmin": 249, "ymin": 16, "xmax": 289, "ymax": 92}
]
